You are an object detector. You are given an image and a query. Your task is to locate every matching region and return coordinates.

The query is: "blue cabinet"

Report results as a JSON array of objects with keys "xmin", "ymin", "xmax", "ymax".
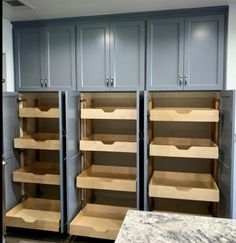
[
  {"xmin": 77, "ymin": 20, "xmax": 145, "ymax": 91},
  {"xmin": 147, "ymin": 15, "xmax": 224, "ymax": 91},
  {"xmin": 15, "ymin": 25, "xmax": 76, "ymax": 91}
]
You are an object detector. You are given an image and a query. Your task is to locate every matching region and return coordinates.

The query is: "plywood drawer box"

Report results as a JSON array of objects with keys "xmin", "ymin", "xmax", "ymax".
[
  {"xmin": 5, "ymin": 198, "xmax": 61, "ymax": 232},
  {"xmin": 80, "ymin": 134, "xmax": 136, "ymax": 153},
  {"xmin": 19, "ymin": 107, "xmax": 59, "ymax": 118},
  {"xmin": 13, "ymin": 162, "xmax": 60, "ymax": 185},
  {"xmin": 81, "ymin": 107, "xmax": 136, "ymax": 120},
  {"xmin": 150, "ymin": 108, "xmax": 219, "ymax": 122},
  {"xmin": 14, "ymin": 133, "xmax": 60, "ymax": 150},
  {"xmin": 150, "ymin": 137, "xmax": 218, "ymax": 159},
  {"xmin": 149, "ymin": 171, "xmax": 219, "ymax": 202},
  {"xmin": 70, "ymin": 203, "xmax": 129, "ymax": 240},
  {"xmin": 76, "ymin": 165, "xmax": 136, "ymax": 192}
]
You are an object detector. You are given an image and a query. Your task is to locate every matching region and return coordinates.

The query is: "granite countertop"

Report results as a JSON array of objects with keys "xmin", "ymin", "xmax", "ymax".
[{"xmin": 115, "ymin": 210, "xmax": 236, "ymax": 243}]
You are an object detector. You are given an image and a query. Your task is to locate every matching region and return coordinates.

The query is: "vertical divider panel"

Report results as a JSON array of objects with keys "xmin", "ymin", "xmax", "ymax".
[
  {"xmin": 59, "ymin": 91, "xmax": 66, "ymax": 233},
  {"xmin": 65, "ymin": 91, "xmax": 80, "ymax": 231},
  {"xmin": 143, "ymin": 91, "xmax": 149, "ymax": 211},
  {"xmin": 136, "ymin": 91, "xmax": 140, "ymax": 209}
]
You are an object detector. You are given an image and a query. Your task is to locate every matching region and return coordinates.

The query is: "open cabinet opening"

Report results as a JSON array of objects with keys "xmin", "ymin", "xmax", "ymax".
[
  {"xmin": 146, "ymin": 92, "xmax": 220, "ymax": 216},
  {"xmin": 69, "ymin": 92, "xmax": 139, "ymax": 240},
  {"xmin": 5, "ymin": 92, "xmax": 64, "ymax": 232}
]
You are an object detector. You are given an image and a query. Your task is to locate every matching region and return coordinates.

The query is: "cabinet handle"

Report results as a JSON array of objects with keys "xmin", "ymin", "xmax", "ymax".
[
  {"xmin": 2, "ymin": 78, "xmax": 5, "ymax": 83},
  {"xmin": 44, "ymin": 78, "xmax": 48, "ymax": 87},
  {"xmin": 184, "ymin": 75, "xmax": 188, "ymax": 86},
  {"xmin": 40, "ymin": 78, "xmax": 44, "ymax": 87},
  {"xmin": 105, "ymin": 77, "xmax": 109, "ymax": 87},
  {"xmin": 179, "ymin": 76, "xmax": 183, "ymax": 86},
  {"xmin": 110, "ymin": 77, "xmax": 114, "ymax": 87}
]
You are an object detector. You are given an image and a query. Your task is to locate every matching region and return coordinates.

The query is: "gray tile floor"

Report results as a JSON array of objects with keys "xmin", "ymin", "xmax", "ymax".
[{"xmin": 5, "ymin": 229, "xmax": 113, "ymax": 243}]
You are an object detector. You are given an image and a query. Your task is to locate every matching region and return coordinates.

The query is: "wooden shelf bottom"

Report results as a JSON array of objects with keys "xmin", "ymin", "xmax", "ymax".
[
  {"xmin": 76, "ymin": 165, "xmax": 136, "ymax": 192},
  {"xmin": 13, "ymin": 162, "xmax": 60, "ymax": 185},
  {"xmin": 70, "ymin": 203, "xmax": 130, "ymax": 240},
  {"xmin": 5, "ymin": 198, "xmax": 61, "ymax": 232},
  {"xmin": 149, "ymin": 171, "xmax": 219, "ymax": 202}
]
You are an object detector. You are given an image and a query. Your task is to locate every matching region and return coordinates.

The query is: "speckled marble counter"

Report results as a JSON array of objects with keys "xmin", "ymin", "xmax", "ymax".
[{"xmin": 115, "ymin": 210, "xmax": 236, "ymax": 243}]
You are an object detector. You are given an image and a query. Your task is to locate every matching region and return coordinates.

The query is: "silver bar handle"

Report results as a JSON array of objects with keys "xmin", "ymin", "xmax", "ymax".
[
  {"xmin": 179, "ymin": 76, "xmax": 183, "ymax": 86},
  {"xmin": 110, "ymin": 77, "xmax": 114, "ymax": 87},
  {"xmin": 44, "ymin": 78, "xmax": 48, "ymax": 87},
  {"xmin": 184, "ymin": 75, "xmax": 188, "ymax": 86},
  {"xmin": 40, "ymin": 78, "xmax": 44, "ymax": 87},
  {"xmin": 105, "ymin": 77, "xmax": 109, "ymax": 87}
]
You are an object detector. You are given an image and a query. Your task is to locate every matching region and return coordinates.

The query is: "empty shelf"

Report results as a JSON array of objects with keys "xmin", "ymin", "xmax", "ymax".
[
  {"xmin": 150, "ymin": 108, "xmax": 219, "ymax": 122},
  {"xmin": 70, "ymin": 203, "xmax": 129, "ymax": 240},
  {"xmin": 19, "ymin": 107, "xmax": 59, "ymax": 118},
  {"xmin": 14, "ymin": 133, "xmax": 60, "ymax": 150},
  {"xmin": 13, "ymin": 162, "xmax": 60, "ymax": 185},
  {"xmin": 5, "ymin": 198, "xmax": 60, "ymax": 232},
  {"xmin": 76, "ymin": 165, "xmax": 136, "ymax": 192},
  {"xmin": 80, "ymin": 134, "xmax": 136, "ymax": 153},
  {"xmin": 81, "ymin": 107, "xmax": 136, "ymax": 120},
  {"xmin": 149, "ymin": 171, "xmax": 219, "ymax": 202},
  {"xmin": 150, "ymin": 137, "xmax": 218, "ymax": 159}
]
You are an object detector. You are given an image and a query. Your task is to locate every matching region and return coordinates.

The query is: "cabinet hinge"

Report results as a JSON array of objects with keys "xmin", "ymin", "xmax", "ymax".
[{"xmin": 17, "ymin": 98, "xmax": 27, "ymax": 103}]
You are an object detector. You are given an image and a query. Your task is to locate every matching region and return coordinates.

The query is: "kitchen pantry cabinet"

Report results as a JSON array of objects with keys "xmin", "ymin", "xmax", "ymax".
[
  {"xmin": 147, "ymin": 15, "xmax": 224, "ymax": 91},
  {"xmin": 144, "ymin": 91, "xmax": 236, "ymax": 218},
  {"xmin": 3, "ymin": 92, "xmax": 67, "ymax": 233},
  {"xmin": 65, "ymin": 92, "xmax": 140, "ymax": 240},
  {"xmin": 14, "ymin": 25, "xmax": 76, "ymax": 91},
  {"xmin": 76, "ymin": 21, "xmax": 145, "ymax": 91}
]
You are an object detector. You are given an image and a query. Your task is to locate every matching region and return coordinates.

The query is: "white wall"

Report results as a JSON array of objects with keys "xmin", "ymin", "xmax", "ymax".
[
  {"xmin": 226, "ymin": 3, "xmax": 236, "ymax": 90},
  {"xmin": 2, "ymin": 18, "xmax": 14, "ymax": 91}
]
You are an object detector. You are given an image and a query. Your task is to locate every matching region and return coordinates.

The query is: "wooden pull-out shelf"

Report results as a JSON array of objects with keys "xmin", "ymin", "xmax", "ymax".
[
  {"xmin": 150, "ymin": 137, "xmax": 218, "ymax": 159},
  {"xmin": 150, "ymin": 108, "xmax": 219, "ymax": 122},
  {"xmin": 19, "ymin": 107, "xmax": 59, "ymax": 118},
  {"xmin": 149, "ymin": 171, "xmax": 219, "ymax": 202},
  {"xmin": 70, "ymin": 203, "xmax": 129, "ymax": 240},
  {"xmin": 81, "ymin": 107, "xmax": 136, "ymax": 120},
  {"xmin": 5, "ymin": 198, "xmax": 60, "ymax": 232},
  {"xmin": 13, "ymin": 162, "xmax": 60, "ymax": 185},
  {"xmin": 14, "ymin": 133, "xmax": 60, "ymax": 150},
  {"xmin": 80, "ymin": 134, "xmax": 136, "ymax": 153},
  {"xmin": 76, "ymin": 165, "xmax": 136, "ymax": 192}
]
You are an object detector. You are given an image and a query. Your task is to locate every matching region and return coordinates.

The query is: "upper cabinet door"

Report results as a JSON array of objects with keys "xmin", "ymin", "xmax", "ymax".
[
  {"xmin": 184, "ymin": 15, "xmax": 224, "ymax": 90},
  {"xmin": 15, "ymin": 27, "xmax": 44, "ymax": 91},
  {"xmin": 44, "ymin": 25, "xmax": 76, "ymax": 90},
  {"xmin": 110, "ymin": 21, "xmax": 145, "ymax": 91},
  {"xmin": 77, "ymin": 23, "xmax": 110, "ymax": 91},
  {"xmin": 147, "ymin": 18, "xmax": 184, "ymax": 91}
]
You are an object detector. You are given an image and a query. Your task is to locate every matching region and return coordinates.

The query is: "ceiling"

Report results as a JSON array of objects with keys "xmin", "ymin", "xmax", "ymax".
[{"xmin": 3, "ymin": 0, "xmax": 233, "ymax": 22}]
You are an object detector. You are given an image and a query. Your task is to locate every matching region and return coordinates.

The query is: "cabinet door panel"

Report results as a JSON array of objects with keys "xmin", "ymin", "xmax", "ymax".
[
  {"xmin": 15, "ymin": 27, "xmax": 44, "ymax": 91},
  {"xmin": 110, "ymin": 21, "xmax": 145, "ymax": 91},
  {"xmin": 45, "ymin": 25, "xmax": 76, "ymax": 90},
  {"xmin": 147, "ymin": 18, "xmax": 184, "ymax": 90},
  {"xmin": 219, "ymin": 91, "xmax": 236, "ymax": 219},
  {"xmin": 184, "ymin": 15, "xmax": 224, "ymax": 90},
  {"xmin": 3, "ymin": 92, "xmax": 21, "ymax": 211},
  {"xmin": 77, "ymin": 23, "xmax": 110, "ymax": 91}
]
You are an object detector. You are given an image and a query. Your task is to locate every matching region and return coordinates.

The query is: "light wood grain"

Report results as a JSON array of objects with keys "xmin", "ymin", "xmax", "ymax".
[
  {"xmin": 81, "ymin": 107, "xmax": 136, "ymax": 120},
  {"xmin": 149, "ymin": 171, "xmax": 219, "ymax": 202},
  {"xmin": 150, "ymin": 137, "xmax": 218, "ymax": 159},
  {"xmin": 76, "ymin": 165, "xmax": 136, "ymax": 192},
  {"xmin": 13, "ymin": 162, "xmax": 60, "ymax": 185},
  {"xmin": 70, "ymin": 203, "xmax": 130, "ymax": 240},
  {"xmin": 150, "ymin": 108, "xmax": 219, "ymax": 122},
  {"xmin": 5, "ymin": 198, "xmax": 60, "ymax": 232},
  {"xmin": 19, "ymin": 107, "xmax": 59, "ymax": 118},
  {"xmin": 80, "ymin": 134, "xmax": 137, "ymax": 153},
  {"xmin": 14, "ymin": 133, "xmax": 60, "ymax": 150}
]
